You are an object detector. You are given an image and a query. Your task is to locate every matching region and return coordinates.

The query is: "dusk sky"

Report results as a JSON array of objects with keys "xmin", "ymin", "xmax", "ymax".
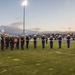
[{"xmin": 0, "ymin": 0, "xmax": 75, "ymax": 31}]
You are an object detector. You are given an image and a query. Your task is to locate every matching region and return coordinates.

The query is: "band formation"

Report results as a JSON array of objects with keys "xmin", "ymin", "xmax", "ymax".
[{"xmin": 0, "ymin": 34, "xmax": 73, "ymax": 51}]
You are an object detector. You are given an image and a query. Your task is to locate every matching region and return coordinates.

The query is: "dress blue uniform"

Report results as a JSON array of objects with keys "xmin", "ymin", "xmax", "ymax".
[
  {"xmin": 58, "ymin": 35, "xmax": 62, "ymax": 48},
  {"xmin": 5, "ymin": 36, "xmax": 9, "ymax": 49},
  {"xmin": 50, "ymin": 36, "xmax": 53, "ymax": 49},
  {"xmin": 26, "ymin": 35, "xmax": 30, "ymax": 49},
  {"xmin": 67, "ymin": 35, "xmax": 70, "ymax": 48},
  {"xmin": 16, "ymin": 36, "xmax": 19, "ymax": 49},
  {"xmin": 41, "ymin": 35, "xmax": 45, "ymax": 49},
  {"xmin": 9, "ymin": 36, "xmax": 14, "ymax": 50},
  {"xmin": 21, "ymin": 36, "xmax": 24, "ymax": 50},
  {"xmin": 1, "ymin": 36, "xmax": 4, "ymax": 51},
  {"xmin": 33, "ymin": 35, "xmax": 37, "ymax": 48}
]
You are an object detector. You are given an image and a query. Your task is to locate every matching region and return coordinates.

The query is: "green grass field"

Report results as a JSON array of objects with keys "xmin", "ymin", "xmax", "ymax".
[{"xmin": 0, "ymin": 41, "xmax": 75, "ymax": 75}]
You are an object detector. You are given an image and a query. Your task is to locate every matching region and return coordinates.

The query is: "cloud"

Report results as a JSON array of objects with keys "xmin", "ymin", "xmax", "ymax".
[
  {"xmin": 29, "ymin": 27, "xmax": 46, "ymax": 32},
  {"xmin": 0, "ymin": 25, "xmax": 39, "ymax": 35},
  {"xmin": 0, "ymin": 22, "xmax": 49, "ymax": 35},
  {"xmin": 10, "ymin": 22, "xmax": 22, "ymax": 26},
  {"xmin": 0, "ymin": 25, "xmax": 22, "ymax": 35},
  {"xmin": 9, "ymin": 21, "xmax": 29, "ymax": 29},
  {"xmin": 0, "ymin": 21, "xmax": 23, "ymax": 30},
  {"xmin": 29, "ymin": 27, "xmax": 40, "ymax": 31},
  {"xmin": 15, "ymin": 17, "xmax": 21, "ymax": 20},
  {"xmin": 0, "ymin": 22, "xmax": 23, "ymax": 35},
  {"xmin": 0, "ymin": 25, "xmax": 22, "ymax": 31}
]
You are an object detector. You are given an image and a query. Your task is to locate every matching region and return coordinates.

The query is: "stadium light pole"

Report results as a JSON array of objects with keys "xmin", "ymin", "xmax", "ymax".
[{"xmin": 22, "ymin": 0, "xmax": 28, "ymax": 36}]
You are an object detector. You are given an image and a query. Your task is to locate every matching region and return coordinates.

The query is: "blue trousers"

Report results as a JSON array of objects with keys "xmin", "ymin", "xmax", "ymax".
[
  {"xmin": 42, "ymin": 41, "xmax": 45, "ymax": 49},
  {"xmin": 34, "ymin": 41, "xmax": 37, "ymax": 48}
]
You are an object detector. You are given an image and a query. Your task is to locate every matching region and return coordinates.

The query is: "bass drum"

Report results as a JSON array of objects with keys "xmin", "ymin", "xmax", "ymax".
[{"xmin": 14, "ymin": 38, "xmax": 18, "ymax": 43}]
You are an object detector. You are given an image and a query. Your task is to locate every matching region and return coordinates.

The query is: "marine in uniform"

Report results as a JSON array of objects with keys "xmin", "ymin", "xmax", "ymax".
[
  {"xmin": 50, "ymin": 36, "xmax": 53, "ymax": 49},
  {"xmin": 5, "ymin": 36, "xmax": 9, "ymax": 49},
  {"xmin": 67, "ymin": 35, "xmax": 70, "ymax": 48},
  {"xmin": 9, "ymin": 35, "xmax": 14, "ymax": 50},
  {"xmin": 41, "ymin": 35, "xmax": 45, "ymax": 49},
  {"xmin": 33, "ymin": 35, "xmax": 37, "ymax": 48},
  {"xmin": 26, "ymin": 35, "xmax": 30, "ymax": 49},
  {"xmin": 1, "ymin": 36, "xmax": 4, "ymax": 51},
  {"xmin": 58, "ymin": 35, "xmax": 62, "ymax": 48},
  {"xmin": 7, "ymin": 36, "xmax": 9, "ymax": 48},
  {"xmin": 20, "ymin": 35, "xmax": 25, "ymax": 50},
  {"xmin": 16, "ymin": 36, "xmax": 19, "ymax": 49}
]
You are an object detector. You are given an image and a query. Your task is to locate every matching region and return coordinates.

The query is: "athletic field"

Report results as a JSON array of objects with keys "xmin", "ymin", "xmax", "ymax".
[{"xmin": 0, "ymin": 42, "xmax": 75, "ymax": 75}]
